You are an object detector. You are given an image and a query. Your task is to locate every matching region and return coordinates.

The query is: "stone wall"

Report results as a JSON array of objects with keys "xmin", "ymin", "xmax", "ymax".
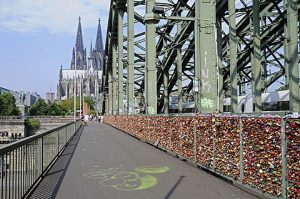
[
  {"xmin": 35, "ymin": 117, "xmax": 73, "ymax": 134},
  {"xmin": 0, "ymin": 116, "xmax": 74, "ymax": 143},
  {"xmin": 0, "ymin": 119, "xmax": 27, "ymax": 143}
]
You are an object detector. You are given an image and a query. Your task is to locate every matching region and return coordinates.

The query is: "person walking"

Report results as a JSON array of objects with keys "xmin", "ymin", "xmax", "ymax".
[{"xmin": 84, "ymin": 114, "xmax": 89, "ymax": 126}]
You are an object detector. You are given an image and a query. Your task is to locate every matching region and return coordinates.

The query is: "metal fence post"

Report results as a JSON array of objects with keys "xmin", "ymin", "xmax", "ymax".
[
  {"xmin": 1, "ymin": 155, "xmax": 3, "ymax": 199},
  {"xmin": 38, "ymin": 138, "xmax": 43, "ymax": 176},
  {"xmin": 180, "ymin": 117, "xmax": 183, "ymax": 157},
  {"xmin": 57, "ymin": 131, "xmax": 60, "ymax": 154},
  {"xmin": 239, "ymin": 117, "xmax": 244, "ymax": 183},
  {"xmin": 193, "ymin": 117, "xmax": 197, "ymax": 163},
  {"xmin": 281, "ymin": 118, "xmax": 287, "ymax": 199},
  {"xmin": 65, "ymin": 126, "xmax": 68, "ymax": 144},
  {"xmin": 212, "ymin": 116, "xmax": 216, "ymax": 170}
]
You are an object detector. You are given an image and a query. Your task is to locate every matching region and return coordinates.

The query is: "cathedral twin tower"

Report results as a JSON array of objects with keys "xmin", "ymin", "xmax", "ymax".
[{"xmin": 57, "ymin": 17, "xmax": 104, "ymax": 100}]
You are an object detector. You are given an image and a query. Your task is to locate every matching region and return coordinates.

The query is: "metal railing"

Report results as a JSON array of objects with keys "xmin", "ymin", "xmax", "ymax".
[
  {"xmin": 0, "ymin": 116, "xmax": 74, "ymax": 120},
  {"xmin": 104, "ymin": 114, "xmax": 300, "ymax": 199},
  {"xmin": 0, "ymin": 120, "xmax": 81, "ymax": 199}
]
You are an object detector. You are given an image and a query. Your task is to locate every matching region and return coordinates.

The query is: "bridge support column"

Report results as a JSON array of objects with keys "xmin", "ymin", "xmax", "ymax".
[
  {"xmin": 229, "ymin": 0, "xmax": 237, "ymax": 113},
  {"xmin": 177, "ymin": 22, "xmax": 183, "ymax": 114},
  {"xmin": 144, "ymin": 0, "xmax": 157, "ymax": 114},
  {"xmin": 117, "ymin": 8, "xmax": 124, "ymax": 114},
  {"xmin": 195, "ymin": 0, "xmax": 218, "ymax": 113},
  {"xmin": 163, "ymin": 66, "xmax": 169, "ymax": 114},
  {"xmin": 163, "ymin": 39, "xmax": 169, "ymax": 114},
  {"xmin": 285, "ymin": 0, "xmax": 300, "ymax": 112},
  {"xmin": 108, "ymin": 68, "xmax": 113, "ymax": 115},
  {"xmin": 251, "ymin": 0, "xmax": 262, "ymax": 112},
  {"xmin": 216, "ymin": 17, "xmax": 223, "ymax": 113},
  {"xmin": 127, "ymin": 0, "xmax": 135, "ymax": 115},
  {"xmin": 112, "ymin": 43, "xmax": 117, "ymax": 115}
]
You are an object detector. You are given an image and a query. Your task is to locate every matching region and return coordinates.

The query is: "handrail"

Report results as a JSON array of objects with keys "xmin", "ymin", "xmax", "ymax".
[
  {"xmin": 0, "ymin": 120, "xmax": 79, "ymax": 154},
  {"xmin": 0, "ymin": 116, "xmax": 75, "ymax": 120},
  {"xmin": 0, "ymin": 119, "xmax": 81, "ymax": 198}
]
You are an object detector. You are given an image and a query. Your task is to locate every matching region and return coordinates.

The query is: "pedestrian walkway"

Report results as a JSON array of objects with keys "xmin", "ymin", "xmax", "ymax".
[{"xmin": 29, "ymin": 123, "xmax": 257, "ymax": 199}]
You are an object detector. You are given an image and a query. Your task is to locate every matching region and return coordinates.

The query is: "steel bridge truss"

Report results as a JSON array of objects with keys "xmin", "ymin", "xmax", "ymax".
[{"xmin": 103, "ymin": 0, "xmax": 300, "ymax": 115}]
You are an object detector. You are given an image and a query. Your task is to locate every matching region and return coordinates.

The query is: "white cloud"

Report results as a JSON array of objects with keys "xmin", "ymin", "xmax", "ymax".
[{"xmin": 0, "ymin": 0, "xmax": 111, "ymax": 34}]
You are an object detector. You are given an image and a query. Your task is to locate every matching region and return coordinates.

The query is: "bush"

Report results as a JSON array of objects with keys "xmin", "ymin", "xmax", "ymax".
[{"xmin": 27, "ymin": 118, "xmax": 40, "ymax": 133}]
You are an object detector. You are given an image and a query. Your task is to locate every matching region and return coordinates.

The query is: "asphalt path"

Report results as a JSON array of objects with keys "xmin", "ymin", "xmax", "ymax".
[{"xmin": 30, "ymin": 123, "xmax": 258, "ymax": 199}]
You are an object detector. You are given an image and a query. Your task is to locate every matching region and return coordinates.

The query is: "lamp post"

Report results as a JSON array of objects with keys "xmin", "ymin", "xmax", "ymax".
[
  {"xmin": 79, "ymin": 76, "xmax": 82, "ymax": 119},
  {"xmin": 74, "ymin": 47, "xmax": 77, "ymax": 122}
]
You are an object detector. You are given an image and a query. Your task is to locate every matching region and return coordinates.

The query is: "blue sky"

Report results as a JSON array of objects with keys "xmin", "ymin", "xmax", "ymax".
[{"xmin": 0, "ymin": 0, "xmax": 110, "ymax": 98}]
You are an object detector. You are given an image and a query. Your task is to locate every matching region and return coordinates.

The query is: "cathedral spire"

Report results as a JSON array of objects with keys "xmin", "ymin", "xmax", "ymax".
[
  {"xmin": 95, "ymin": 18, "xmax": 104, "ymax": 53},
  {"xmin": 70, "ymin": 47, "xmax": 75, "ymax": 69},
  {"xmin": 76, "ymin": 16, "xmax": 84, "ymax": 52},
  {"xmin": 90, "ymin": 40, "xmax": 93, "ymax": 57}
]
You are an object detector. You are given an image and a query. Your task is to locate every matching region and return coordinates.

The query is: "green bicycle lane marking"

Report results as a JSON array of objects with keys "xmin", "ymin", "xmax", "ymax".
[{"xmin": 83, "ymin": 166, "xmax": 170, "ymax": 190}]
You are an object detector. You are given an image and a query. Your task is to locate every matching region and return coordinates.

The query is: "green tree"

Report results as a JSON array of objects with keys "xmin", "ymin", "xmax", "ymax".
[
  {"xmin": 46, "ymin": 102, "xmax": 66, "ymax": 116},
  {"xmin": 29, "ymin": 99, "xmax": 67, "ymax": 116},
  {"xmin": 29, "ymin": 98, "xmax": 48, "ymax": 115},
  {"xmin": 0, "ymin": 92, "xmax": 20, "ymax": 116},
  {"xmin": 58, "ymin": 96, "xmax": 96, "ymax": 114},
  {"xmin": 83, "ymin": 96, "xmax": 96, "ymax": 111},
  {"xmin": 59, "ymin": 97, "xmax": 78, "ymax": 114}
]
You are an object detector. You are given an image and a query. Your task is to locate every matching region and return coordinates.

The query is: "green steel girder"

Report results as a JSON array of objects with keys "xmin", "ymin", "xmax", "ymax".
[
  {"xmin": 223, "ymin": 6, "xmax": 299, "ymax": 88},
  {"xmin": 158, "ymin": 1, "xmax": 276, "ymax": 109},
  {"xmin": 103, "ymin": 0, "xmax": 300, "ymax": 115}
]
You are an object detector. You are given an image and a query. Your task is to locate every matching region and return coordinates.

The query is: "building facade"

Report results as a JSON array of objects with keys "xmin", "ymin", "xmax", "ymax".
[
  {"xmin": 0, "ymin": 87, "xmax": 41, "ymax": 107},
  {"xmin": 57, "ymin": 17, "xmax": 104, "ymax": 101},
  {"xmin": 46, "ymin": 92, "xmax": 55, "ymax": 102}
]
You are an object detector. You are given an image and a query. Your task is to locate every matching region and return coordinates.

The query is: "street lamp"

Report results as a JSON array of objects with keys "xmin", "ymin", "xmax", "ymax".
[
  {"xmin": 79, "ymin": 76, "xmax": 82, "ymax": 119},
  {"xmin": 74, "ymin": 47, "xmax": 77, "ymax": 122}
]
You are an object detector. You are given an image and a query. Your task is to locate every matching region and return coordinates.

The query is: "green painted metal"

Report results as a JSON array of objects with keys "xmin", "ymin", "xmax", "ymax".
[
  {"xmin": 240, "ymin": 77, "xmax": 246, "ymax": 95},
  {"xmin": 118, "ymin": 10, "xmax": 124, "ymax": 114},
  {"xmin": 103, "ymin": 0, "xmax": 298, "ymax": 115},
  {"xmin": 112, "ymin": 43, "xmax": 117, "ymax": 115},
  {"xmin": 163, "ymin": 68, "xmax": 169, "ymax": 114},
  {"xmin": 163, "ymin": 39, "xmax": 169, "ymax": 114},
  {"xmin": 108, "ymin": 71, "xmax": 112, "ymax": 115},
  {"xmin": 252, "ymin": 0, "xmax": 262, "ymax": 112},
  {"xmin": 229, "ymin": 0, "xmax": 237, "ymax": 113},
  {"xmin": 216, "ymin": 17, "xmax": 223, "ymax": 113},
  {"xmin": 165, "ymin": 16, "xmax": 195, "ymax": 21},
  {"xmin": 127, "ymin": 0, "xmax": 134, "ymax": 115},
  {"xmin": 195, "ymin": 0, "xmax": 218, "ymax": 113},
  {"xmin": 105, "ymin": 94, "xmax": 109, "ymax": 115},
  {"xmin": 145, "ymin": 0, "xmax": 157, "ymax": 114},
  {"xmin": 177, "ymin": 22, "xmax": 183, "ymax": 114},
  {"xmin": 286, "ymin": 0, "xmax": 300, "ymax": 112}
]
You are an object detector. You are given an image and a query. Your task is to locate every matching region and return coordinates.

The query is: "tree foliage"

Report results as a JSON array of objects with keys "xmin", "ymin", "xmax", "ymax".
[
  {"xmin": 29, "ymin": 99, "xmax": 67, "ymax": 116},
  {"xmin": 83, "ymin": 96, "xmax": 96, "ymax": 110},
  {"xmin": 58, "ymin": 96, "xmax": 96, "ymax": 114},
  {"xmin": 29, "ymin": 99, "xmax": 48, "ymax": 115},
  {"xmin": 0, "ymin": 92, "xmax": 20, "ymax": 116},
  {"xmin": 46, "ymin": 103, "xmax": 66, "ymax": 116}
]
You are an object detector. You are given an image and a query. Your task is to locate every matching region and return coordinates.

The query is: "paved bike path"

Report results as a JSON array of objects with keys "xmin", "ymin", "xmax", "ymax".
[{"xmin": 32, "ymin": 123, "xmax": 258, "ymax": 199}]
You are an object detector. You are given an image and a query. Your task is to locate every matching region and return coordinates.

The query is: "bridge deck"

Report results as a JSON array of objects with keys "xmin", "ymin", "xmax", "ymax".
[{"xmin": 29, "ymin": 123, "xmax": 257, "ymax": 199}]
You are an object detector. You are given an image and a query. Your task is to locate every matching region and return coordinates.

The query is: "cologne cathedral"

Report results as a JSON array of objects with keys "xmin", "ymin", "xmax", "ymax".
[{"xmin": 57, "ymin": 17, "xmax": 104, "ymax": 100}]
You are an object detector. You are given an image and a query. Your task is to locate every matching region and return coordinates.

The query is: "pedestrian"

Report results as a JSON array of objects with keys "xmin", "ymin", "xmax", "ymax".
[{"xmin": 84, "ymin": 114, "xmax": 89, "ymax": 126}]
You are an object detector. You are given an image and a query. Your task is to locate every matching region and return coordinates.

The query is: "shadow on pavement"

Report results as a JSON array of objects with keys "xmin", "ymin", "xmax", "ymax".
[
  {"xmin": 28, "ymin": 126, "xmax": 84, "ymax": 199},
  {"xmin": 164, "ymin": 175, "xmax": 185, "ymax": 199}
]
